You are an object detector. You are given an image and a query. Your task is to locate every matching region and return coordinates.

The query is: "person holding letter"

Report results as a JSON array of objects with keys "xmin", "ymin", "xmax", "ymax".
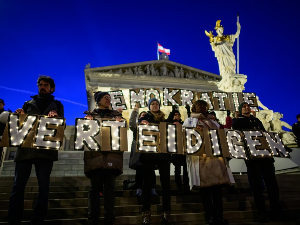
[
  {"xmin": 128, "ymin": 108, "xmax": 157, "ymax": 197},
  {"xmin": 138, "ymin": 98, "xmax": 173, "ymax": 225},
  {"xmin": 167, "ymin": 106, "xmax": 189, "ymax": 195},
  {"xmin": 8, "ymin": 76, "xmax": 64, "ymax": 225},
  {"xmin": 183, "ymin": 100, "xmax": 229, "ymax": 225},
  {"xmin": 84, "ymin": 91, "xmax": 123, "ymax": 225},
  {"xmin": 232, "ymin": 102, "xmax": 282, "ymax": 223}
]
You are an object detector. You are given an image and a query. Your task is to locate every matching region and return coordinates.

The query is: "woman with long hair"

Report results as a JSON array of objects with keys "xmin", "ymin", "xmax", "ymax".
[{"xmin": 183, "ymin": 100, "xmax": 230, "ymax": 225}]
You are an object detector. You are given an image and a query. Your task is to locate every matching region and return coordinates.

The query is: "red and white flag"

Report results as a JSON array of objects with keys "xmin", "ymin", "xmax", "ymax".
[{"xmin": 158, "ymin": 43, "xmax": 170, "ymax": 55}]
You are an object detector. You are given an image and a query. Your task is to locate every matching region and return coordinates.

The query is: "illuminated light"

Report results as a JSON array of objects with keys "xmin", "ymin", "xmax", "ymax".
[
  {"xmin": 243, "ymin": 92, "xmax": 258, "ymax": 112},
  {"xmin": 212, "ymin": 92, "xmax": 228, "ymax": 111},
  {"xmin": 137, "ymin": 124, "xmax": 159, "ymax": 153},
  {"xmin": 163, "ymin": 88, "xmax": 180, "ymax": 106},
  {"xmin": 185, "ymin": 128, "xmax": 202, "ymax": 155},
  {"xmin": 75, "ymin": 119, "xmax": 100, "ymax": 150},
  {"xmin": 264, "ymin": 132, "xmax": 289, "ymax": 157},
  {"xmin": 243, "ymin": 130, "xmax": 270, "ymax": 158},
  {"xmin": 8, "ymin": 114, "xmax": 38, "ymax": 147},
  {"xmin": 181, "ymin": 90, "xmax": 194, "ymax": 108},
  {"xmin": 226, "ymin": 130, "xmax": 246, "ymax": 159}
]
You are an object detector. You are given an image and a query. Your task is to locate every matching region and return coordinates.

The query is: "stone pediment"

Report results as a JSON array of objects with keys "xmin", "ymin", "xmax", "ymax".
[{"xmin": 85, "ymin": 59, "xmax": 221, "ymax": 82}]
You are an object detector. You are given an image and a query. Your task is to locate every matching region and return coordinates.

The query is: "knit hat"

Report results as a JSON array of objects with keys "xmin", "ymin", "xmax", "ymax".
[
  {"xmin": 296, "ymin": 114, "xmax": 300, "ymax": 119},
  {"xmin": 94, "ymin": 91, "xmax": 109, "ymax": 103},
  {"xmin": 238, "ymin": 102, "xmax": 248, "ymax": 114},
  {"xmin": 148, "ymin": 98, "xmax": 160, "ymax": 110},
  {"xmin": 0, "ymin": 99, "xmax": 4, "ymax": 104}
]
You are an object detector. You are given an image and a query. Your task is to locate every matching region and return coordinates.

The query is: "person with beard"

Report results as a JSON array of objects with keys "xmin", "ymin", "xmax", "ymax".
[
  {"xmin": 84, "ymin": 91, "xmax": 124, "ymax": 225},
  {"xmin": 138, "ymin": 98, "xmax": 173, "ymax": 225},
  {"xmin": 8, "ymin": 76, "xmax": 64, "ymax": 225},
  {"xmin": 232, "ymin": 102, "xmax": 282, "ymax": 223}
]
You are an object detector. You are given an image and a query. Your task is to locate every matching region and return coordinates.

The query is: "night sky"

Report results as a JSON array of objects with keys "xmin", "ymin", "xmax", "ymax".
[{"xmin": 0, "ymin": 0, "xmax": 299, "ymax": 128}]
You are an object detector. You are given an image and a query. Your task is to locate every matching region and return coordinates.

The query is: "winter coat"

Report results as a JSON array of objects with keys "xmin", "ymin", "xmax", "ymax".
[
  {"xmin": 83, "ymin": 108, "xmax": 124, "ymax": 177},
  {"xmin": 183, "ymin": 113, "xmax": 230, "ymax": 189},
  {"xmin": 14, "ymin": 95, "xmax": 64, "ymax": 162},
  {"xmin": 232, "ymin": 115, "xmax": 274, "ymax": 165},
  {"xmin": 138, "ymin": 111, "xmax": 172, "ymax": 163},
  {"xmin": 128, "ymin": 110, "xmax": 142, "ymax": 169}
]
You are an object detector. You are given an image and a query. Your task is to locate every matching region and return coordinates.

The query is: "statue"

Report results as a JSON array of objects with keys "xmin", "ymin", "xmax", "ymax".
[
  {"xmin": 85, "ymin": 63, "xmax": 91, "ymax": 69},
  {"xmin": 174, "ymin": 66, "xmax": 180, "ymax": 78},
  {"xmin": 270, "ymin": 112, "xmax": 296, "ymax": 145},
  {"xmin": 205, "ymin": 20, "xmax": 247, "ymax": 92},
  {"xmin": 150, "ymin": 65, "xmax": 156, "ymax": 76},
  {"xmin": 179, "ymin": 68, "xmax": 184, "ymax": 78},
  {"xmin": 144, "ymin": 65, "xmax": 150, "ymax": 75},
  {"xmin": 205, "ymin": 20, "xmax": 241, "ymax": 76},
  {"xmin": 257, "ymin": 110, "xmax": 273, "ymax": 132},
  {"xmin": 160, "ymin": 64, "xmax": 168, "ymax": 76}
]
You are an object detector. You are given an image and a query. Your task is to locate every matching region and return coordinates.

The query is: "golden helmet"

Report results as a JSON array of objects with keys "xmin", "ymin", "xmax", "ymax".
[{"xmin": 214, "ymin": 20, "xmax": 223, "ymax": 30}]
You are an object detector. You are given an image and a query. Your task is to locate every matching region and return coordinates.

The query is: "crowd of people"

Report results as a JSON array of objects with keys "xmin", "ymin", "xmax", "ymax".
[{"xmin": 0, "ymin": 75, "xmax": 299, "ymax": 225}]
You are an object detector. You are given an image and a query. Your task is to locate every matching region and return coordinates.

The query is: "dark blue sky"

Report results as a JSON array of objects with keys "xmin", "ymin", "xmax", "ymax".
[{"xmin": 0, "ymin": 0, "xmax": 299, "ymax": 127}]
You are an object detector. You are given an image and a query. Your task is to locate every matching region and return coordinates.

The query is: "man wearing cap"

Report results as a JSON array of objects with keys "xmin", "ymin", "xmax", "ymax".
[
  {"xmin": 84, "ymin": 91, "xmax": 123, "ymax": 225},
  {"xmin": 292, "ymin": 114, "xmax": 300, "ymax": 147},
  {"xmin": 233, "ymin": 102, "xmax": 282, "ymax": 223},
  {"xmin": 8, "ymin": 76, "xmax": 64, "ymax": 225}
]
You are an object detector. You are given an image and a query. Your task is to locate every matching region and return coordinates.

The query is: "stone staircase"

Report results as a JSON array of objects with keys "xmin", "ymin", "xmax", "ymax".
[
  {"xmin": 1, "ymin": 174, "xmax": 300, "ymax": 224},
  {"xmin": 1, "ymin": 151, "xmax": 300, "ymax": 224}
]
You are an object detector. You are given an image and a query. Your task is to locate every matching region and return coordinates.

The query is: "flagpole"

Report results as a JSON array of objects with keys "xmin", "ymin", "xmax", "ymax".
[
  {"xmin": 157, "ymin": 41, "xmax": 159, "ymax": 60},
  {"xmin": 237, "ymin": 13, "xmax": 239, "ymax": 74}
]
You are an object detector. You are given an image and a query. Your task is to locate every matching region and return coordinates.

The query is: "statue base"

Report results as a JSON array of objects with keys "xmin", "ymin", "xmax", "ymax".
[{"xmin": 218, "ymin": 73, "xmax": 247, "ymax": 92}]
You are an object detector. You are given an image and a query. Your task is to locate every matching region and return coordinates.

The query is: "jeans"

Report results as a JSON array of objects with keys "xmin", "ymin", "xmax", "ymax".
[
  {"xmin": 247, "ymin": 160, "xmax": 281, "ymax": 214},
  {"xmin": 8, "ymin": 158, "xmax": 54, "ymax": 224},
  {"xmin": 142, "ymin": 162, "xmax": 171, "ymax": 211},
  {"xmin": 88, "ymin": 169, "xmax": 116, "ymax": 225}
]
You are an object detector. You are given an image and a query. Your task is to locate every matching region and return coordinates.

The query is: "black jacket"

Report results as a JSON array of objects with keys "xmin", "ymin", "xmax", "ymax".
[
  {"xmin": 14, "ymin": 95, "xmax": 64, "ymax": 162},
  {"xmin": 292, "ymin": 121, "xmax": 300, "ymax": 145},
  {"xmin": 292, "ymin": 122, "xmax": 300, "ymax": 137},
  {"xmin": 138, "ymin": 111, "xmax": 172, "ymax": 163},
  {"xmin": 232, "ymin": 115, "xmax": 274, "ymax": 164}
]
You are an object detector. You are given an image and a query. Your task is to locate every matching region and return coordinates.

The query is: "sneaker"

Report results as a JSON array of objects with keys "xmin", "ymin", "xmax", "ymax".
[
  {"xmin": 162, "ymin": 211, "xmax": 174, "ymax": 225},
  {"xmin": 136, "ymin": 188, "xmax": 142, "ymax": 197},
  {"xmin": 151, "ymin": 188, "xmax": 158, "ymax": 196},
  {"xmin": 142, "ymin": 210, "xmax": 151, "ymax": 225}
]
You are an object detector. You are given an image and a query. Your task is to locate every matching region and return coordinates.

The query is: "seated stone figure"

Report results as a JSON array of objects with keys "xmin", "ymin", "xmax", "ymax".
[
  {"xmin": 270, "ymin": 112, "xmax": 296, "ymax": 145},
  {"xmin": 257, "ymin": 110, "xmax": 273, "ymax": 132}
]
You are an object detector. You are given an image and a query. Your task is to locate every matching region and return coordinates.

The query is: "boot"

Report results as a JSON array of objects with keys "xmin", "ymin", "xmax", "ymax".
[
  {"xmin": 142, "ymin": 210, "xmax": 151, "ymax": 225},
  {"xmin": 162, "ymin": 211, "xmax": 174, "ymax": 225}
]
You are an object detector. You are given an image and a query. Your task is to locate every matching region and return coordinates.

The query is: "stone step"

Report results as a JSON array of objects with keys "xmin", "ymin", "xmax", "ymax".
[{"xmin": 0, "ymin": 210, "xmax": 299, "ymax": 224}]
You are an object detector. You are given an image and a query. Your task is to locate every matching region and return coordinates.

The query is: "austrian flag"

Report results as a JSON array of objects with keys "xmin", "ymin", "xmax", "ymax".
[{"xmin": 158, "ymin": 43, "xmax": 170, "ymax": 55}]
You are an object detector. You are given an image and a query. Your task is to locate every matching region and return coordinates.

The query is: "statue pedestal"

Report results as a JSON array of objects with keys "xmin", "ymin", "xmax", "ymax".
[{"xmin": 218, "ymin": 74, "xmax": 247, "ymax": 92}]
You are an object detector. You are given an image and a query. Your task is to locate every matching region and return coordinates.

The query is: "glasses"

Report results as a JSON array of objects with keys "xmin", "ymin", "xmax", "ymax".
[{"xmin": 150, "ymin": 103, "xmax": 159, "ymax": 106}]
